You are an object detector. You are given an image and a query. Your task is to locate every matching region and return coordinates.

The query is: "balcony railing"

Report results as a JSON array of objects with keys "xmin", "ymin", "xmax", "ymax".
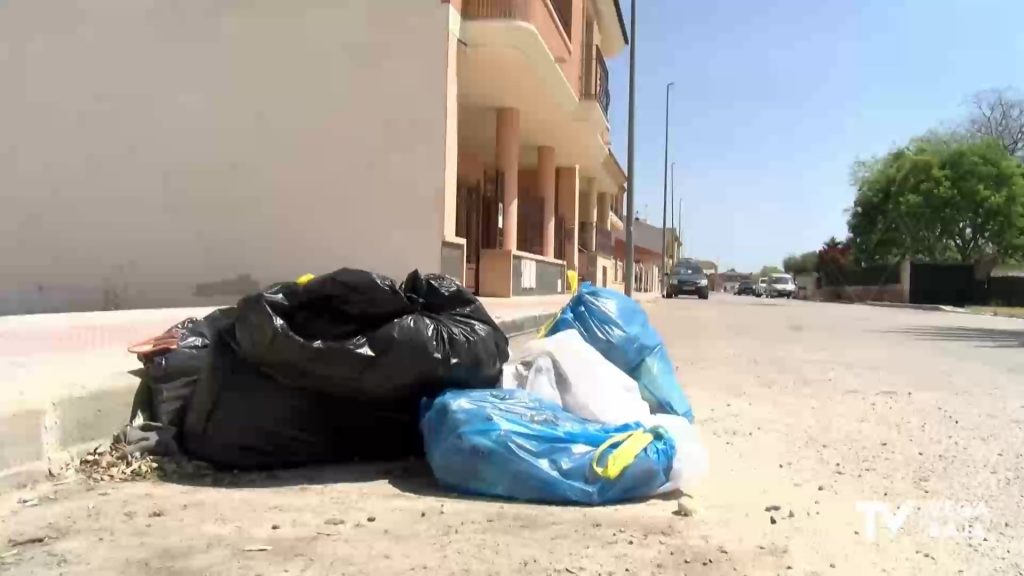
[
  {"xmin": 463, "ymin": 0, "xmax": 572, "ymax": 60},
  {"xmin": 587, "ymin": 45, "xmax": 611, "ymax": 116},
  {"xmin": 463, "ymin": 0, "xmax": 526, "ymax": 20}
]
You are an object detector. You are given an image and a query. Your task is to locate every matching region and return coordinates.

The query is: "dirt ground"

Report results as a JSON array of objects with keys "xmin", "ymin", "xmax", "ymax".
[{"xmin": 3, "ymin": 296, "xmax": 1023, "ymax": 575}]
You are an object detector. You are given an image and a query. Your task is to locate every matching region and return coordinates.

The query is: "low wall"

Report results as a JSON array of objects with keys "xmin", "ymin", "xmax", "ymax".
[
  {"xmin": 479, "ymin": 249, "xmax": 566, "ymax": 297},
  {"xmin": 817, "ymin": 284, "xmax": 905, "ymax": 303},
  {"xmin": 441, "ymin": 239, "xmax": 466, "ymax": 285},
  {"xmin": 512, "ymin": 252, "xmax": 566, "ymax": 296},
  {"xmin": 478, "ymin": 249, "xmax": 514, "ymax": 297},
  {"xmin": 816, "ymin": 260, "xmax": 910, "ymax": 303}
]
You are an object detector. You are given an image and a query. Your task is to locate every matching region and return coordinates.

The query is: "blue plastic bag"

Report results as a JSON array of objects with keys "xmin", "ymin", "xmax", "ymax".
[
  {"xmin": 542, "ymin": 283, "xmax": 694, "ymax": 421},
  {"xmin": 421, "ymin": 389, "xmax": 676, "ymax": 505}
]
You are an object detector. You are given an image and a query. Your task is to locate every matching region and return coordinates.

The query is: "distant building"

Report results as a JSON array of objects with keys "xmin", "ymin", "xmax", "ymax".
[
  {"xmin": 717, "ymin": 269, "xmax": 751, "ymax": 283},
  {"xmin": 696, "ymin": 260, "xmax": 718, "ymax": 275},
  {"xmin": 715, "ymin": 269, "xmax": 752, "ymax": 293},
  {"xmin": 609, "ymin": 218, "xmax": 672, "ymax": 293}
]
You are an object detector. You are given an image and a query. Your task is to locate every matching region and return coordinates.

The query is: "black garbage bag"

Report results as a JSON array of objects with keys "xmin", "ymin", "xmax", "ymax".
[
  {"xmin": 182, "ymin": 268, "xmax": 509, "ymax": 469},
  {"xmin": 129, "ymin": 308, "xmax": 238, "ymax": 433}
]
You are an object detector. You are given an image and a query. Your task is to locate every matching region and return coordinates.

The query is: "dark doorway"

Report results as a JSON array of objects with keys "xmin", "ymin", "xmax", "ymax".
[
  {"xmin": 909, "ymin": 263, "xmax": 975, "ymax": 306},
  {"xmin": 456, "ymin": 181, "xmax": 481, "ymax": 293}
]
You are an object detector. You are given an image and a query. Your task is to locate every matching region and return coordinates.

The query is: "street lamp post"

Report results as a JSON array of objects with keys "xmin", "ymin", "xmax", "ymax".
[
  {"xmin": 670, "ymin": 161, "xmax": 676, "ymax": 263},
  {"xmin": 660, "ymin": 82, "xmax": 674, "ymax": 296},
  {"xmin": 624, "ymin": 0, "xmax": 638, "ymax": 296}
]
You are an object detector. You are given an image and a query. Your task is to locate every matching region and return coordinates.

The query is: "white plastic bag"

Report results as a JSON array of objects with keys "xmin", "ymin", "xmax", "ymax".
[
  {"xmin": 500, "ymin": 354, "xmax": 564, "ymax": 407},
  {"xmin": 502, "ymin": 330, "xmax": 651, "ymax": 425},
  {"xmin": 501, "ymin": 329, "xmax": 708, "ymax": 493}
]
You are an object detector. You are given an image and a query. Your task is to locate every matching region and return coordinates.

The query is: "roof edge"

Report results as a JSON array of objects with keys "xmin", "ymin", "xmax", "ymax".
[{"xmin": 613, "ymin": 0, "xmax": 629, "ymax": 46}]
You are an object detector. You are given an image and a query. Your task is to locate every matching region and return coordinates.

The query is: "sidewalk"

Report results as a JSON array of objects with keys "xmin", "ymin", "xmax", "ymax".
[{"xmin": 0, "ymin": 290, "xmax": 660, "ymax": 487}]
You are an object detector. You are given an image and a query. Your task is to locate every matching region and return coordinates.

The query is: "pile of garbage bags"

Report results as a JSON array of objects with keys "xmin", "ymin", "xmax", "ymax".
[
  {"xmin": 130, "ymin": 268, "xmax": 509, "ymax": 468},
  {"xmin": 422, "ymin": 285, "xmax": 706, "ymax": 504},
  {"xmin": 129, "ymin": 272, "xmax": 704, "ymax": 505}
]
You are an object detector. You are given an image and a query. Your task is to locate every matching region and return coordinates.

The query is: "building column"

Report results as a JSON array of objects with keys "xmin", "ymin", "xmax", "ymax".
[
  {"xmin": 538, "ymin": 146, "xmax": 556, "ymax": 258},
  {"xmin": 441, "ymin": 16, "xmax": 459, "ymax": 243},
  {"xmin": 496, "ymin": 108, "xmax": 520, "ymax": 251},
  {"xmin": 597, "ymin": 192, "xmax": 611, "ymax": 230},
  {"xmin": 556, "ymin": 166, "xmax": 579, "ymax": 270},
  {"xmin": 899, "ymin": 258, "xmax": 912, "ymax": 303},
  {"xmin": 579, "ymin": 178, "xmax": 597, "ymax": 251}
]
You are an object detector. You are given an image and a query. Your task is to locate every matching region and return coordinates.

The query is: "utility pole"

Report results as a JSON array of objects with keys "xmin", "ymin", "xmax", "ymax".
[
  {"xmin": 624, "ymin": 0, "xmax": 638, "ymax": 296},
  {"xmin": 660, "ymin": 81, "xmax": 674, "ymax": 296}
]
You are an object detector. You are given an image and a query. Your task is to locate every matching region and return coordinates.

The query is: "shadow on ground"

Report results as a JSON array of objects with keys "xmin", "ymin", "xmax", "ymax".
[
  {"xmin": 884, "ymin": 325, "xmax": 1024, "ymax": 348},
  {"xmin": 156, "ymin": 458, "xmax": 440, "ymax": 493},
  {"xmin": 152, "ymin": 458, "xmax": 682, "ymax": 507}
]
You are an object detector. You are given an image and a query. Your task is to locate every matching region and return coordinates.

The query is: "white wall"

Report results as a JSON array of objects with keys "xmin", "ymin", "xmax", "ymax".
[{"xmin": 0, "ymin": 0, "xmax": 452, "ymax": 314}]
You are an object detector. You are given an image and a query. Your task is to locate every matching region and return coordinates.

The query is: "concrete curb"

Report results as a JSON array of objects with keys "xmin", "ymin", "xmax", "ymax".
[
  {"xmin": 861, "ymin": 301, "xmax": 968, "ymax": 313},
  {"xmin": 0, "ymin": 380, "xmax": 139, "ymax": 490},
  {"xmin": 0, "ymin": 312, "xmax": 555, "ymax": 490},
  {"xmin": 497, "ymin": 312, "xmax": 555, "ymax": 337}
]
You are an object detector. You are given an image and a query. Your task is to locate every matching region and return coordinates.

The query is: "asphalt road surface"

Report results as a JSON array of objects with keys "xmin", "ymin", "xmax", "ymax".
[{"xmin": 3, "ymin": 295, "xmax": 1022, "ymax": 575}]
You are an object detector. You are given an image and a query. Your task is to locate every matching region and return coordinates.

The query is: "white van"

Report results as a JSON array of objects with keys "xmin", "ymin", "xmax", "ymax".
[
  {"xmin": 756, "ymin": 277, "xmax": 768, "ymax": 297},
  {"xmin": 766, "ymin": 273, "xmax": 795, "ymax": 299}
]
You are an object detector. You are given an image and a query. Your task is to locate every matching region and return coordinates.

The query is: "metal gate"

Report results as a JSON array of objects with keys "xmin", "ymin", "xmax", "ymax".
[{"xmin": 909, "ymin": 263, "xmax": 975, "ymax": 305}]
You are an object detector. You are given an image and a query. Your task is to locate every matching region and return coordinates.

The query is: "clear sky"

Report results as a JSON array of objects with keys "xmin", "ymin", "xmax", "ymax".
[{"xmin": 607, "ymin": 0, "xmax": 1024, "ymax": 272}]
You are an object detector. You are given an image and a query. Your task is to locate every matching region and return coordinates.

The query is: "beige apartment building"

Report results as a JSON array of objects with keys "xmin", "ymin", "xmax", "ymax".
[{"xmin": 0, "ymin": 0, "xmax": 630, "ymax": 313}]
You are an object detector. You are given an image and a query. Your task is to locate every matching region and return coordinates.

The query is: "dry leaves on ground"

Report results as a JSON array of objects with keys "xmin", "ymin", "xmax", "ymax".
[{"xmin": 75, "ymin": 443, "xmax": 159, "ymax": 483}]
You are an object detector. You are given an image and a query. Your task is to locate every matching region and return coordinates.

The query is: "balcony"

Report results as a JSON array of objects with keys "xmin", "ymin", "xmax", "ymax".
[
  {"xmin": 463, "ymin": 0, "xmax": 573, "ymax": 65},
  {"xmin": 458, "ymin": 1, "xmax": 616, "ymax": 191},
  {"xmin": 584, "ymin": 45, "xmax": 611, "ymax": 116},
  {"xmin": 609, "ymin": 209, "xmax": 623, "ymax": 231}
]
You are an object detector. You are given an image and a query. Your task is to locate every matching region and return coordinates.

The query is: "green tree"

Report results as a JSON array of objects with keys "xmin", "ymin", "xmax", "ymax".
[
  {"xmin": 759, "ymin": 265, "xmax": 784, "ymax": 277},
  {"xmin": 783, "ymin": 251, "xmax": 818, "ymax": 275},
  {"xmin": 848, "ymin": 137, "xmax": 1024, "ymax": 263}
]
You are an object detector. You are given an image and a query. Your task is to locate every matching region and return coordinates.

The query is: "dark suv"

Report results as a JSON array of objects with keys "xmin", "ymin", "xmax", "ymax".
[
  {"xmin": 736, "ymin": 280, "xmax": 756, "ymax": 296},
  {"xmin": 666, "ymin": 261, "xmax": 710, "ymax": 299}
]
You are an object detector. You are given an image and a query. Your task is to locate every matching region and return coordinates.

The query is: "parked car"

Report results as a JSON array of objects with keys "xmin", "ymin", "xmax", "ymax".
[
  {"xmin": 756, "ymin": 277, "xmax": 768, "ymax": 297},
  {"xmin": 765, "ymin": 273, "xmax": 796, "ymax": 298},
  {"xmin": 736, "ymin": 280, "xmax": 756, "ymax": 296},
  {"xmin": 666, "ymin": 260, "xmax": 710, "ymax": 300}
]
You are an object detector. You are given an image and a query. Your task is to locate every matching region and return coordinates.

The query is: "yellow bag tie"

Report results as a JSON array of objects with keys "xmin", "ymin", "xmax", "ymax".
[
  {"xmin": 537, "ymin": 314, "xmax": 557, "ymax": 338},
  {"xmin": 591, "ymin": 429, "xmax": 657, "ymax": 480},
  {"xmin": 295, "ymin": 273, "xmax": 316, "ymax": 286},
  {"xmin": 537, "ymin": 271, "xmax": 578, "ymax": 338}
]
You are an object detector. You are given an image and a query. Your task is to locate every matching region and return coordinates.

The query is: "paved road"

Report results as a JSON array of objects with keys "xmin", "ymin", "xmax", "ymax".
[
  {"xmin": 650, "ymin": 293, "xmax": 1023, "ymax": 575},
  {"xmin": 3, "ymin": 295, "xmax": 1022, "ymax": 575}
]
